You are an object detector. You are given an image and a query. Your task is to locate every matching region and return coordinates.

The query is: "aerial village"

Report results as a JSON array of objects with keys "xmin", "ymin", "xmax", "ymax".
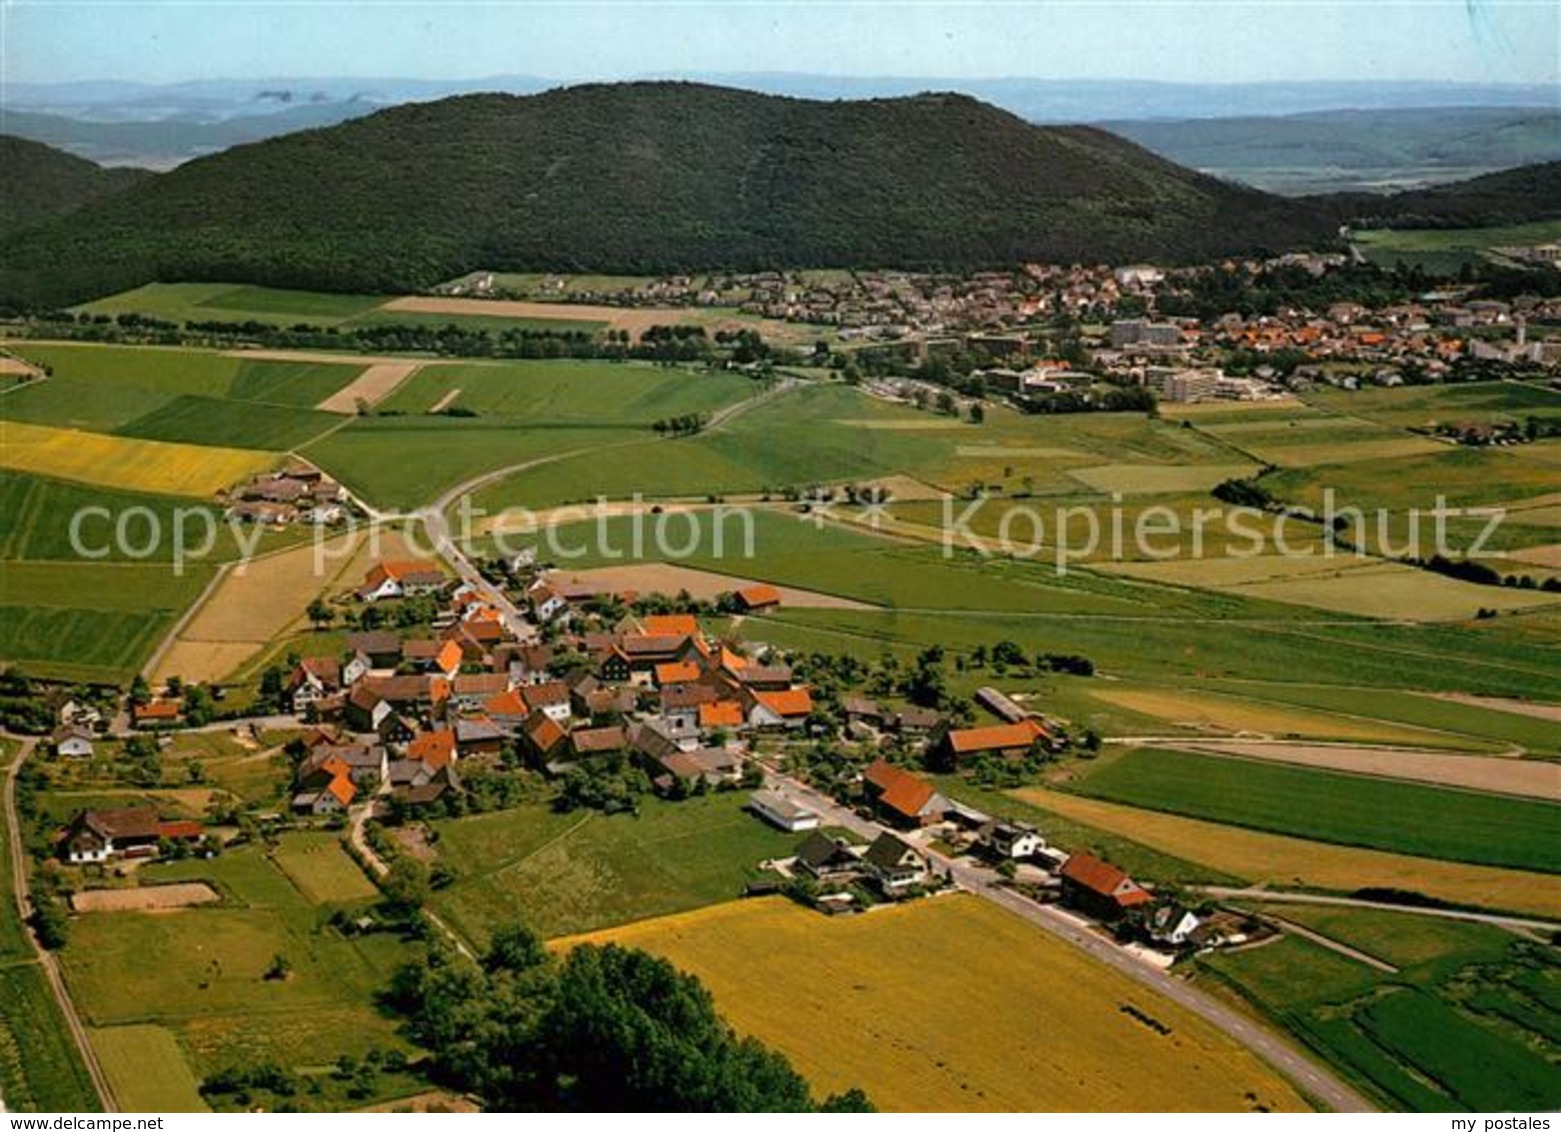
[{"xmin": 47, "ymin": 547, "xmax": 1255, "ymax": 965}]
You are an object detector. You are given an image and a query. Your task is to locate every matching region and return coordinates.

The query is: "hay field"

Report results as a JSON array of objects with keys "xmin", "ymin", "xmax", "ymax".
[
  {"xmin": 150, "ymin": 530, "xmax": 370, "ymax": 684},
  {"xmin": 90, "ymin": 1025, "xmax": 210, "ymax": 1112},
  {"xmin": 1013, "ymin": 788, "xmax": 1561, "ymax": 919},
  {"xmin": 560, "ymin": 895, "xmax": 1308, "ymax": 1112},
  {"xmin": 1088, "ymin": 686, "xmax": 1486, "ymax": 749},
  {"xmin": 0, "ymin": 420, "xmax": 274, "ymax": 496}
]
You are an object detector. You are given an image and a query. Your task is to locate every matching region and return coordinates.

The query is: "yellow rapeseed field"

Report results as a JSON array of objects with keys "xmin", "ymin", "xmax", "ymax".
[
  {"xmin": 0, "ymin": 420, "xmax": 274, "ymax": 496},
  {"xmin": 1013, "ymin": 788, "xmax": 1561, "ymax": 920},
  {"xmin": 559, "ymin": 895, "xmax": 1309, "ymax": 1112}
]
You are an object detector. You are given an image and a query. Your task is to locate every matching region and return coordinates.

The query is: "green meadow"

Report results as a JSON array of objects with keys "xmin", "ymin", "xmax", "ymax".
[{"xmin": 1198, "ymin": 905, "xmax": 1560, "ymax": 1111}]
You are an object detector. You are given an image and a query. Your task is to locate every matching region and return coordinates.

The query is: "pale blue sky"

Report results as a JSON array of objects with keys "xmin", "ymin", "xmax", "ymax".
[{"xmin": 3, "ymin": 0, "xmax": 1557, "ymax": 86}]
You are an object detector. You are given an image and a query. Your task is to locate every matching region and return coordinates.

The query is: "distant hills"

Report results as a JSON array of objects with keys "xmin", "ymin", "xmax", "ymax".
[
  {"xmin": 0, "ymin": 83, "xmax": 1339, "ymax": 307},
  {"xmin": 0, "ymin": 136, "xmax": 152, "ymax": 242},
  {"xmin": 1103, "ymin": 107, "xmax": 1561, "ymax": 194},
  {"xmin": 5, "ymin": 73, "xmax": 1553, "ymax": 175}
]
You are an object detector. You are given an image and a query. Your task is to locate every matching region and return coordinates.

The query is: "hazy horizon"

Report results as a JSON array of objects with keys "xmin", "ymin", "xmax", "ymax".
[{"xmin": 5, "ymin": 1, "xmax": 1557, "ymax": 88}]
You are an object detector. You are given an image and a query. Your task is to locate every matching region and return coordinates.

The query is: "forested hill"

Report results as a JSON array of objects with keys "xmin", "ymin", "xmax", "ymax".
[
  {"xmin": 1321, "ymin": 161, "xmax": 1561, "ymax": 229},
  {"xmin": 0, "ymin": 136, "xmax": 152, "ymax": 242},
  {"xmin": 0, "ymin": 82, "xmax": 1337, "ymax": 307}
]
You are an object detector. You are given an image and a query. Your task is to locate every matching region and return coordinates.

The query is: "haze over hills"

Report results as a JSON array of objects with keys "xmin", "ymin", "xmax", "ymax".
[
  {"xmin": 1323, "ymin": 161, "xmax": 1561, "ymax": 229},
  {"xmin": 0, "ymin": 82, "xmax": 1340, "ymax": 308},
  {"xmin": 1103, "ymin": 107, "xmax": 1561, "ymax": 195},
  {"xmin": 4, "ymin": 74, "xmax": 1554, "ymax": 183},
  {"xmin": 0, "ymin": 135, "xmax": 152, "ymax": 242}
]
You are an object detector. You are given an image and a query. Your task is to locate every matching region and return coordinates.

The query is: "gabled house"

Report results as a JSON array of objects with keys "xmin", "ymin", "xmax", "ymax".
[
  {"xmin": 698, "ymin": 699, "xmax": 746, "ymax": 733},
  {"xmin": 356, "ymin": 560, "xmax": 447, "ymax": 603},
  {"xmin": 289, "ymin": 657, "xmax": 342, "ymax": 713},
  {"xmin": 981, "ymin": 820, "xmax": 1046, "ymax": 860},
  {"xmin": 406, "ymin": 729, "xmax": 457, "ymax": 771},
  {"xmin": 748, "ymin": 687, "xmax": 813, "ymax": 729},
  {"xmin": 861, "ymin": 759, "xmax": 948, "ymax": 828},
  {"xmin": 1058, "ymin": 853, "xmax": 1152, "ymax": 921},
  {"xmin": 862, "ymin": 833, "xmax": 929, "ymax": 893},
  {"xmin": 51, "ymin": 724, "xmax": 95, "ymax": 759},
  {"xmin": 63, "ymin": 807, "xmax": 164, "ymax": 863},
  {"xmin": 344, "ymin": 685, "xmax": 391, "ymax": 733},
  {"xmin": 344, "ymin": 630, "xmax": 401, "ymax": 670},
  {"xmin": 521, "ymin": 711, "xmax": 568, "ymax": 765},
  {"xmin": 519, "ymin": 681, "xmax": 571, "ymax": 724},
  {"xmin": 794, "ymin": 831, "xmax": 861, "ymax": 882},
  {"xmin": 1148, "ymin": 904, "xmax": 1203, "ymax": 948}
]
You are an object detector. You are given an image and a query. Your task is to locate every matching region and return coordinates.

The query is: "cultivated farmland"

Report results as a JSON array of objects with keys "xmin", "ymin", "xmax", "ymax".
[
  {"xmin": 1010, "ymin": 788, "xmax": 1561, "ymax": 918},
  {"xmin": 0, "ymin": 420, "xmax": 274, "ymax": 497},
  {"xmin": 1066, "ymin": 748, "xmax": 1561, "ymax": 872},
  {"xmin": 560, "ymin": 895, "xmax": 1309, "ymax": 1112}
]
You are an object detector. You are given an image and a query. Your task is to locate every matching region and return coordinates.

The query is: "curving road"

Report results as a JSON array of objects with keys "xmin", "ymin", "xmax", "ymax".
[
  {"xmin": 759, "ymin": 768, "xmax": 1375, "ymax": 1113},
  {"xmin": 3, "ymin": 736, "xmax": 116, "ymax": 1111}
]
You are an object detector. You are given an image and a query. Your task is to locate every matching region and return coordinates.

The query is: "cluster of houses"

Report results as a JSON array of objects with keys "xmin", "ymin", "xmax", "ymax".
[
  {"xmin": 223, "ymin": 462, "xmax": 348, "ymax": 526},
  {"xmin": 279, "ymin": 563, "xmax": 831, "ymax": 813}
]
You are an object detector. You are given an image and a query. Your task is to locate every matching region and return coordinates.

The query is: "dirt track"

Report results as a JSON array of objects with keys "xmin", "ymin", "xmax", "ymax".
[{"xmin": 1428, "ymin": 693, "xmax": 1561, "ymax": 723}]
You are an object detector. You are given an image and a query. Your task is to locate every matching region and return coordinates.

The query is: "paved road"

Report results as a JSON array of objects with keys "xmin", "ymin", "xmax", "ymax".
[
  {"xmin": 760, "ymin": 770, "xmax": 1375, "ymax": 1114},
  {"xmin": 3, "ymin": 737, "xmax": 116, "ymax": 1112},
  {"xmin": 1197, "ymin": 886, "xmax": 1561, "ymax": 935}
]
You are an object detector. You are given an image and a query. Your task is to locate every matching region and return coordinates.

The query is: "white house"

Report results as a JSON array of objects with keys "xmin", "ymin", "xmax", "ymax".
[
  {"xmin": 863, "ymin": 833, "xmax": 930, "ymax": 892},
  {"xmin": 1149, "ymin": 905, "xmax": 1203, "ymax": 948},
  {"xmin": 51, "ymin": 725, "xmax": 95, "ymax": 759}
]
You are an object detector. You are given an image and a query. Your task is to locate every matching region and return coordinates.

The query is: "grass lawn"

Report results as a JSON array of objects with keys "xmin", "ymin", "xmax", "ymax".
[
  {"xmin": 271, "ymin": 833, "xmax": 379, "ymax": 904},
  {"xmin": 429, "ymin": 791, "xmax": 802, "ymax": 944},
  {"xmin": 562, "ymin": 895, "xmax": 1308, "ymax": 1112},
  {"xmin": 1066, "ymin": 748, "xmax": 1561, "ymax": 872},
  {"xmin": 90, "ymin": 1024, "xmax": 209, "ymax": 1112}
]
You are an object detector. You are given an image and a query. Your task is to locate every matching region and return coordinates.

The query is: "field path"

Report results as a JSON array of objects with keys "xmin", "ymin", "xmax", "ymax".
[
  {"xmin": 1196, "ymin": 887, "xmax": 1561, "ymax": 936},
  {"xmin": 756, "ymin": 767, "xmax": 1374, "ymax": 1113},
  {"xmin": 3, "ymin": 737, "xmax": 115, "ymax": 1111}
]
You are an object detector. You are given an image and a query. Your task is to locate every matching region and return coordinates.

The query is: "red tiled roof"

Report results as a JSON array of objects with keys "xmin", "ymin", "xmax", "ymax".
[
  {"xmin": 947, "ymin": 718, "xmax": 1047, "ymax": 754},
  {"xmin": 643, "ymin": 614, "xmax": 698, "ymax": 637},
  {"xmin": 655, "ymin": 661, "xmax": 702, "ymax": 686},
  {"xmin": 699, "ymin": 700, "xmax": 745, "ymax": 729},
  {"xmin": 1060, "ymin": 852, "xmax": 1151, "ymax": 907},
  {"xmin": 738, "ymin": 583, "xmax": 782, "ymax": 607},
  {"xmin": 862, "ymin": 758, "xmax": 937, "ymax": 819},
  {"xmin": 408, "ymin": 730, "xmax": 456, "ymax": 769},
  {"xmin": 755, "ymin": 688, "xmax": 813, "ymax": 718}
]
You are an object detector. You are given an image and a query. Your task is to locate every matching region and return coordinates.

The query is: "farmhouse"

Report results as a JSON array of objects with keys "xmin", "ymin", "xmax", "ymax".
[
  {"xmin": 293, "ymin": 772, "xmax": 357, "ymax": 815},
  {"xmin": 749, "ymin": 687, "xmax": 813, "ymax": 729},
  {"xmin": 748, "ymin": 789, "xmax": 821, "ymax": 832},
  {"xmin": 63, "ymin": 807, "xmax": 163, "ymax": 863},
  {"xmin": 344, "ymin": 630, "xmax": 402, "ymax": 669},
  {"xmin": 861, "ymin": 759, "xmax": 948, "ymax": 828},
  {"xmin": 356, "ymin": 560, "xmax": 448, "ymax": 603},
  {"xmin": 289, "ymin": 657, "xmax": 342, "ymax": 713},
  {"xmin": 980, "ymin": 820, "xmax": 1046, "ymax": 860},
  {"xmin": 1058, "ymin": 853, "xmax": 1152, "ymax": 921}
]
